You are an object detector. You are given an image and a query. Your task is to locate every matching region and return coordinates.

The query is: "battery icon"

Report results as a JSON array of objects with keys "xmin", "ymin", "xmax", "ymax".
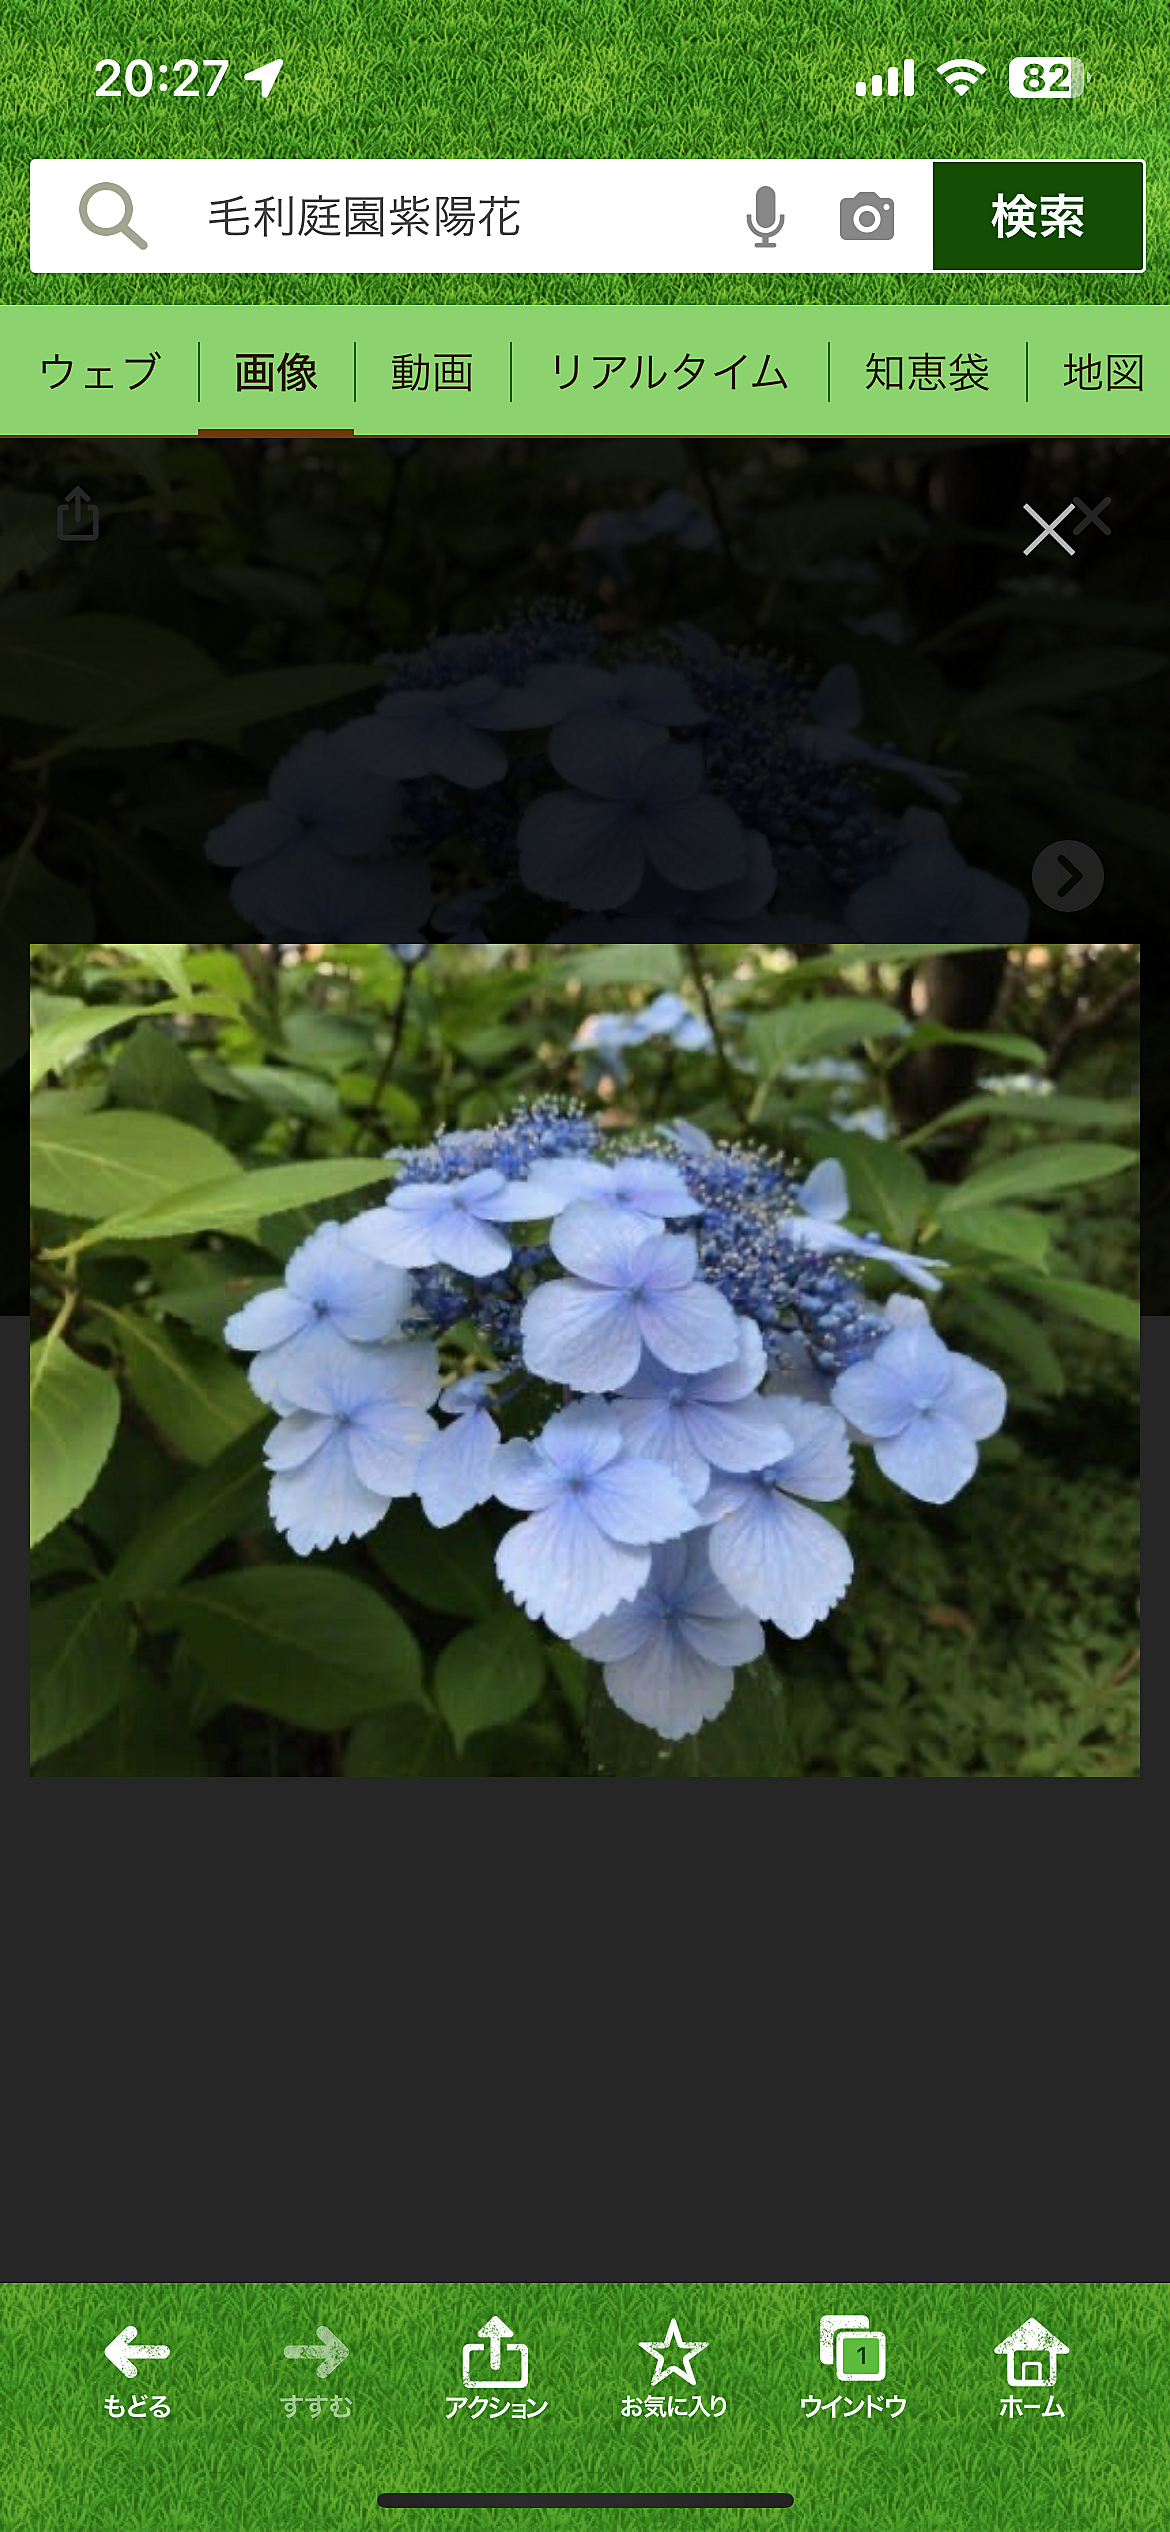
[{"xmin": 1009, "ymin": 56, "xmax": 1087, "ymax": 96}]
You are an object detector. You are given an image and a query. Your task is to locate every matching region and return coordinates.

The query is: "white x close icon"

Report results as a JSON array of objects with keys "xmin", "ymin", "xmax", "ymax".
[{"xmin": 1023, "ymin": 501, "xmax": 1077, "ymax": 556}]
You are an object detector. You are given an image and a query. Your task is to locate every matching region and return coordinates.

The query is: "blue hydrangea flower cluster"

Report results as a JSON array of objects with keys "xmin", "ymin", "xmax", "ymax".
[
  {"xmin": 225, "ymin": 1101, "xmax": 1007, "ymax": 1741},
  {"xmin": 573, "ymin": 989, "xmax": 715, "ymax": 1083},
  {"xmin": 202, "ymin": 611, "xmax": 1025, "ymax": 940}
]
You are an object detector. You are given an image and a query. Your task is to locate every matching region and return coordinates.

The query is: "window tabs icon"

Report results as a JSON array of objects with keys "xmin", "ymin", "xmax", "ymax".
[{"xmin": 820, "ymin": 2314, "xmax": 887, "ymax": 2382}]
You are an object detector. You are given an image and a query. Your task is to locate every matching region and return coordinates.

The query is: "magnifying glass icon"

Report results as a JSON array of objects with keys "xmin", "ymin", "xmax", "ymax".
[{"xmin": 78, "ymin": 181, "xmax": 147, "ymax": 249}]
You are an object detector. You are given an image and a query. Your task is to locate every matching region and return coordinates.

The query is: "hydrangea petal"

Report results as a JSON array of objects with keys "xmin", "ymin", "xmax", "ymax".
[
  {"xmin": 269, "ymin": 1433, "xmax": 389, "ymax": 1555},
  {"xmin": 873, "ymin": 1412, "xmax": 980, "ymax": 1504},
  {"xmin": 346, "ymin": 1402, "xmax": 436, "ymax": 1497},
  {"xmin": 603, "ymin": 1634, "xmax": 738, "ymax": 1740},
  {"xmin": 638, "ymin": 1278, "xmax": 740, "ymax": 1375},
  {"xmin": 496, "ymin": 1498, "xmax": 650, "ymax": 1637},
  {"xmin": 224, "ymin": 1287, "xmax": 309, "ymax": 1352},
  {"xmin": 941, "ymin": 1353, "xmax": 1008, "ymax": 1440},
  {"xmin": 586, "ymin": 1455, "xmax": 697, "ymax": 1546},
  {"xmin": 763, "ymin": 1397, "xmax": 853, "ymax": 1501},
  {"xmin": 416, "ymin": 1406, "xmax": 501, "ymax": 1527},
  {"xmin": 520, "ymin": 1279, "xmax": 642, "ymax": 1391},
  {"xmin": 262, "ymin": 1410, "xmax": 331, "ymax": 1472},
  {"xmin": 707, "ymin": 1486, "xmax": 854, "ymax": 1636},
  {"xmin": 684, "ymin": 1393, "xmax": 801, "ymax": 1475}
]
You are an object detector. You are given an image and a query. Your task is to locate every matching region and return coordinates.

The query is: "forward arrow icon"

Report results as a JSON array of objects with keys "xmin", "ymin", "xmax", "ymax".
[{"xmin": 284, "ymin": 2325, "xmax": 348, "ymax": 2379}]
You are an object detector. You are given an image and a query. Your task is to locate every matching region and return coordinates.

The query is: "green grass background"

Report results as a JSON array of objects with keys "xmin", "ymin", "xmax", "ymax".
[
  {"xmin": 2, "ymin": 0, "xmax": 1164, "ymax": 302},
  {"xmin": 1, "ymin": 2284, "xmax": 1166, "ymax": 2532}
]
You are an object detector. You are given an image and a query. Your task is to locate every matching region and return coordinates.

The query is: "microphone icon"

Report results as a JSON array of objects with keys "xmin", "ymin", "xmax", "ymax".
[{"xmin": 747, "ymin": 182, "xmax": 784, "ymax": 246}]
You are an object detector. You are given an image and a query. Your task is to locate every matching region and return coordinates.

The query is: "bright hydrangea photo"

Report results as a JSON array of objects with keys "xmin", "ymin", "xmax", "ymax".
[
  {"xmin": 29, "ymin": 940, "xmax": 1140, "ymax": 1778},
  {"xmin": 225, "ymin": 1097, "xmax": 1007, "ymax": 1741}
]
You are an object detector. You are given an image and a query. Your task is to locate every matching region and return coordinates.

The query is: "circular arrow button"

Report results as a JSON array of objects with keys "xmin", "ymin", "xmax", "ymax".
[{"xmin": 1031, "ymin": 840, "xmax": 1104, "ymax": 911}]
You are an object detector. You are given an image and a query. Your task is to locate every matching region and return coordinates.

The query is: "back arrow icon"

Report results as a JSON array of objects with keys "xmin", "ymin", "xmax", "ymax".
[
  {"xmin": 284, "ymin": 2325, "xmax": 348, "ymax": 2378},
  {"xmin": 105, "ymin": 2326, "xmax": 170, "ymax": 2378}
]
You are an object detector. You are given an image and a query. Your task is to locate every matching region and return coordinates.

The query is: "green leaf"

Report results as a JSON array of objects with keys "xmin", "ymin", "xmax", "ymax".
[
  {"xmin": 30, "ymin": 1334, "xmax": 121, "ymax": 1548},
  {"xmin": 366, "ymin": 1500, "xmax": 499, "ymax": 1618},
  {"xmin": 945, "ymin": 1285, "xmax": 1065, "ymax": 1397},
  {"xmin": 53, "ymin": 660, "xmax": 386, "ymax": 756},
  {"xmin": 907, "ymin": 1089, "xmax": 1140, "ymax": 1139},
  {"xmin": 33, "ymin": 1671, "xmax": 208, "ymax": 1775},
  {"xmin": 107, "ymin": 1311, "xmax": 264, "ymax": 1466},
  {"xmin": 1000, "ymin": 1272, "xmax": 1140, "ymax": 1344},
  {"xmin": 201, "ymin": 1061, "xmax": 341, "ymax": 1125},
  {"xmin": 434, "ymin": 1615, "xmax": 546, "ymax": 1752},
  {"xmin": 150, "ymin": 1569, "xmax": 424, "ymax": 1728},
  {"xmin": 30, "ymin": 1108, "xmax": 237, "ymax": 1223},
  {"xmin": 344, "ymin": 1705, "xmax": 466, "ymax": 1776},
  {"xmin": 940, "ymin": 1207, "xmax": 1052, "ymax": 1269},
  {"xmin": 108, "ymin": 944, "xmax": 191, "ymax": 997},
  {"xmin": 561, "ymin": 946, "xmax": 684, "ymax": 987},
  {"xmin": 2, "ymin": 610, "xmax": 222, "ymax": 732},
  {"xmin": 29, "ymin": 991, "xmax": 238, "ymax": 1091},
  {"xmin": 107, "ymin": 1022, "xmax": 218, "ymax": 1132},
  {"xmin": 957, "ymin": 648, "xmax": 1165, "ymax": 722},
  {"xmin": 72, "ymin": 1155, "xmax": 393, "ymax": 1249},
  {"xmin": 894, "ymin": 1024, "xmax": 1045, "ymax": 1066},
  {"xmin": 107, "ymin": 1427, "xmax": 270, "ymax": 1604},
  {"xmin": 30, "ymin": 1587, "xmax": 133, "ymax": 1765},
  {"xmin": 585, "ymin": 1655, "xmax": 795, "ymax": 1776},
  {"xmin": 805, "ymin": 1125, "xmax": 928, "ymax": 1248},
  {"xmin": 747, "ymin": 997, "xmax": 906, "ymax": 1088},
  {"xmin": 937, "ymin": 1142, "xmax": 1139, "ymax": 1213}
]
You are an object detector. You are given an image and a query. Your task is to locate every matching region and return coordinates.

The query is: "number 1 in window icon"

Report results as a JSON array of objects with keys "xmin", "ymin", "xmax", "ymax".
[{"xmin": 820, "ymin": 2316, "xmax": 887, "ymax": 2382}]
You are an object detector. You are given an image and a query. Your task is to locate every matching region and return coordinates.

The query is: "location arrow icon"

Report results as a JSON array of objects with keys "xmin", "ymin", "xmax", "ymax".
[
  {"xmin": 243, "ymin": 58, "xmax": 283, "ymax": 98},
  {"xmin": 105, "ymin": 2326, "xmax": 170, "ymax": 2379},
  {"xmin": 284, "ymin": 2325, "xmax": 348, "ymax": 2379}
]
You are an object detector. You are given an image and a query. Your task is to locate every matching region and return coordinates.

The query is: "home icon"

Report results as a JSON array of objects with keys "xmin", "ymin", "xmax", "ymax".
[{"xmin": 994, "ymin": 2318, "xmax": 1069, "ymax": 2388}]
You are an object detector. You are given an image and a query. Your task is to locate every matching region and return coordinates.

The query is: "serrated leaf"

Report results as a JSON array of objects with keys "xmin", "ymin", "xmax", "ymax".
[
  {"xmin": 1001, "ymin": 1272, "xmax": 1140, "ymax": 1343},
  {"xmin": 805, "ymin": 1124, "xmax": 928, "ymax": 1248},
  {"xmin": 29, "ymin": 990, "xmax": 238, "ymax": 1091},
  {"xmin": 30, "ymin": 1587, "xmax": 133, "ymax": 1764},
  {"xmin": 940, "ymin": 1206, "xmax": 1052, "ymax": 1269},
  {"xmin": 51, "ymin": 660, "xmax": 386, "ymax": 757},
  {"xmin": 30, "ymin": 1335, "xmax": 121, "ymax": 1547},
  {"xmin": 937, "ymin": 1142, "xmax": 1138, "ymax": 1212},
  {"xmin": 958, "ymin": 648, "xmax": 1165, "ymax": 722},
  {"xmin": 108, "ymin": 945, "xmax": 191, "ymax": 996},
  {"xmin": 945, "ymin": 1285, "xmax": 1065, "ymax": 1397},
  {"xmin": 344, "ymin": 1706, "xmax": 467, "ymax": 1775},
  {"xmin": 561, "ymin": 946, "xmax": 684, "ymax": 988},
  {"xmin": 107, "ymin": 1427, "xmax": 270, "ymax": 1604},
  {"xmin": 30, "ymin": 1107, "xmax": 237, "ymax": 1222},
  {"xmin": 365, "ymin": 1501, "xmax": 499, "ymax": 1617},
  {"xmin": 66, "ymin": 1154, "xmax": 394, "ymax": 1251},
  {"xmin": 747, "ymin": 997, "xmax": 906, "ymax": 1089},
  {"xmin": 434, "ymin": 1616, "xmax": 545, "ymax": 1752},
  {"xmin": 107, "ymin": 1310, "xmax": 264, "ymax": 1466},
  {"xmin": 107, "ymin": 1021, "xmax": 217, "ymax": 1131},
  {"xmin": 150, "ymin": 1568, "xmax": 424, "ymax": 1728}
]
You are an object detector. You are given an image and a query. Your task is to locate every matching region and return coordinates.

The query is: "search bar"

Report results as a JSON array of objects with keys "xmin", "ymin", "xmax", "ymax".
[{"xmin": 31, "ymin": 157, "xmax": 934, "ymax": 272}]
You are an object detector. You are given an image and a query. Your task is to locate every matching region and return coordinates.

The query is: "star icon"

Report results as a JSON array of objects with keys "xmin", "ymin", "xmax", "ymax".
[{"xmin": 639, "ymin": 2319, "xmax": 709, "ymax": 2387}]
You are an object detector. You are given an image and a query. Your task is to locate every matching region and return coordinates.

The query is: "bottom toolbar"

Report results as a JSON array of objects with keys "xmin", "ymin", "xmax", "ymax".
[{"xmin": 6, "ymin": 303, "xmax": 1163, "ymax": 433}]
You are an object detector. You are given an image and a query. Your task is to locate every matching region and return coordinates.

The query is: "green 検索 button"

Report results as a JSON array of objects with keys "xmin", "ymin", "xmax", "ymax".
[{"xmin": 932, "ymin": 159, "xmax": 1145, "ymax": 271}]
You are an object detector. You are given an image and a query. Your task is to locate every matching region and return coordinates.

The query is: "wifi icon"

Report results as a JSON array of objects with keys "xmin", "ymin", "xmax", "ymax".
[{"xmin": 936, "ymin": 58, "xmax": 988, "ymax": 92}]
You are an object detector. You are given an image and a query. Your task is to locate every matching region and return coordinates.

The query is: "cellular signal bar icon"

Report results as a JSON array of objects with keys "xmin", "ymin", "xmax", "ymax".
[{"xmin": 856, "ymin": 58, "xmax": 914, "ymax": 97}]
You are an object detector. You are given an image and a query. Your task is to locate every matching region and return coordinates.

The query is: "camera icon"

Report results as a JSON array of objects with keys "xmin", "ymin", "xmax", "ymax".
[
  {"xmin": 840, "ymin": 190, "xmax": 895, "ymax": 240},
  {"xmin": 820, "ymin": 2314, "xmax": 887, "ymax": 2382}
]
